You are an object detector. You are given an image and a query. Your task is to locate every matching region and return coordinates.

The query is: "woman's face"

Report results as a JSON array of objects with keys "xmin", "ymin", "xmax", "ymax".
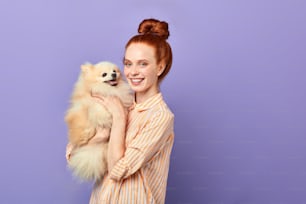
[{"xmin": 124, "ymin": 43, "xmax": 163, "ymax": 101}]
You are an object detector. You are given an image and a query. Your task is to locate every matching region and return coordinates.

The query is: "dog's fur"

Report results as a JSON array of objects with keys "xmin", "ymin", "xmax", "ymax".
[{"xmin": 65, "ymin": 61, "xmax": 133, "ymax": 181}]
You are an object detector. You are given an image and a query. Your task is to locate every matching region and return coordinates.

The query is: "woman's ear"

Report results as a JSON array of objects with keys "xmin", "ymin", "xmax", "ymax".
[{"xmin": 157, "ymin": 62, "xmax": 166, "ymax": 76}]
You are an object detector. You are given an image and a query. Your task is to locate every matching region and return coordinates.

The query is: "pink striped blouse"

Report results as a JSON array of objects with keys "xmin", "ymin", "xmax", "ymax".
[{"xmin": 89, "ymin": 93, "xmax": 175, "ymax": 204}]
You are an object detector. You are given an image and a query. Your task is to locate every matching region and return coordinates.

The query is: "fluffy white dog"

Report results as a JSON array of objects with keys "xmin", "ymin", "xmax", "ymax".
[{"xmin": 65, "ymin": 61, "xmax": 133, "ymax": 181}]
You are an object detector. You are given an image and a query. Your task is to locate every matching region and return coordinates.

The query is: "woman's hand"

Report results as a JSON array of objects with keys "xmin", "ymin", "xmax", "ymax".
[
  {"xmin": 88, "ymin": 127, "xmax": 110, "ymax": 144},
  {"xmin": 65, "ymin": 143, "xmax": 74, "ymax": 162},
  {"xmin": 92, "ymin": 94, "xmax": 128, "ymax": 121}
]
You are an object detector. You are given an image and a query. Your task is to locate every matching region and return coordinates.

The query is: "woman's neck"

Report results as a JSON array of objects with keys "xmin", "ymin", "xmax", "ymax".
[{"xmin": 135, "ymin": 87, "xmax": 160, "ymax": 104}]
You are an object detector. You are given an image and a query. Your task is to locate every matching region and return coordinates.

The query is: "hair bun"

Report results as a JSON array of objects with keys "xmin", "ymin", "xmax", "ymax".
[{"xmin": 138, "ymin": 19, "xmax": 169, "ymax": 40}]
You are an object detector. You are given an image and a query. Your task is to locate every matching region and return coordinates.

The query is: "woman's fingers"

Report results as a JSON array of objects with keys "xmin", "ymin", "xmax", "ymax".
[
  {"xmin": 66, "ymin": 143, "xmax": 74, "ymax": 162},
  {"xmin": 92, "ymin": 94, "xmax": 105, "ymax": 106},
  {"xmin": 92, "ymin": 95, "xmax": 127, "ymax": 119}
]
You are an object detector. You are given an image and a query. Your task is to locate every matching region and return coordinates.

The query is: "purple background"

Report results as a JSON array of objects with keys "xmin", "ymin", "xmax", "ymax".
[{"xmin": 0, "ymin": 0, "xmax": 305, "ymax": 203}]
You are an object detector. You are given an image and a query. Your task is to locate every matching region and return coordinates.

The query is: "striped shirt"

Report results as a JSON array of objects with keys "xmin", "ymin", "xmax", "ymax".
[{"xmin": 89, "ymin": 93, "xmax": 174, "ymax": 204}]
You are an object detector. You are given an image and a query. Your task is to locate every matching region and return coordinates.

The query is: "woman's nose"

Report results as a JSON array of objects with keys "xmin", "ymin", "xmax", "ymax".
[{"xmin": 130, "ymin": 65, "xmax": 139, "ymax": 75}]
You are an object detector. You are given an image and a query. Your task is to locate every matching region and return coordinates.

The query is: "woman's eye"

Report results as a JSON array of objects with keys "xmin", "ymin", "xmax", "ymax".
[
  {"xmin": 140, "ymin": 62, "xmax": 148, "ymax": 67},
  {"xmin": 124, "ymin": 62, "xmax": 132, "ymax": 67}
]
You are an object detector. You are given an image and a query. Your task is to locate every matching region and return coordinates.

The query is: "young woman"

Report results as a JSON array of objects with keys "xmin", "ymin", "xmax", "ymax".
[{"xmin": 68, "ymin": 18, "xmax": 174, "ymax": 204}]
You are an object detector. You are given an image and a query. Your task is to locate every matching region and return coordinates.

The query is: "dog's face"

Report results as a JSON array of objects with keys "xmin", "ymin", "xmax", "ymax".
[{"xmin": 81, "ymin": 62, "xmax": 121, "ymax": 86}]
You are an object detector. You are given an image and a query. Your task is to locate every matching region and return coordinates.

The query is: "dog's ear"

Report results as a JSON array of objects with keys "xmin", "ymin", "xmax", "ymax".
[{"xmin": 81, "ymin": 63, "xmax": 93, "ymax": 73}]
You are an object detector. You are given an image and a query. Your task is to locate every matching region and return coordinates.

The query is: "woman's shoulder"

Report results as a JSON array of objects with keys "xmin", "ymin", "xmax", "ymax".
[
  {"xmin": 140, "ymin": 93, "xmax": 174, "ymax": 120},
  {"xmin": 153, "ymin": 100, "xmax": 174, "ymax": 120}
]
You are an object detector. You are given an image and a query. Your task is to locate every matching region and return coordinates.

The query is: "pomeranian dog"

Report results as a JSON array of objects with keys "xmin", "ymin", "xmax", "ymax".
[{"xmin": 65, "ymin": 61, "xmax": 133, "ymax": 182}]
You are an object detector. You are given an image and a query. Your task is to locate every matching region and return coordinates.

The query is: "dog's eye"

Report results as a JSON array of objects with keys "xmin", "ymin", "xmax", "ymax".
[
  {"xmin": 113, "ymin": 70, "xmax": 116, "ymax": 73},
  {"xmin": 102, "ymin": 73, "xmax": 107, "ymax": 77}
]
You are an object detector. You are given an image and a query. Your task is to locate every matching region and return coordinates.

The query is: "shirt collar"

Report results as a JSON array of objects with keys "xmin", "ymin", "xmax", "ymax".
[{"xmin": 130, "ymin": 93, "xmax": 163, "ymax": 112}]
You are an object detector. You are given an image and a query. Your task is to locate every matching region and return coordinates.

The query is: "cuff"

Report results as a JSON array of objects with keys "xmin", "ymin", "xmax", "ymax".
[{"xmin": 109, "ymin": 157, "xmax": 129, "ymax": 181}]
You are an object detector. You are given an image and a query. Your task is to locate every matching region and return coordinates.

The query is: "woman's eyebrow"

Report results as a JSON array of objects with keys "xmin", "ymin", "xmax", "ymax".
[
  {"xmin": 137, "ymin": 59, "xmax": 149, "ymax": 62},
  {"xmin": 123, "ymin": 58, "xmax": 149, "ymax": 63},
  {"xmin": 123, "ymin": 58, "xmax": 130, "ymax": 63}
]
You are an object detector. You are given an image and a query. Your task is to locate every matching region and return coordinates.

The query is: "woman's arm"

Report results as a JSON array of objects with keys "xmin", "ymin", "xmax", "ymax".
[
  {"xmin": 92, "ymin": 94, "xmax": 128, "ymax": 172},
  {"xmin": 108, "ymin": 113, "xmax": 126, "ymax": 171},
  {"xmin": 92, "ymin": 94, "xmax": 174, "ymax": 181},
  {"xmin": 109, "ymin": 110, "xmax": 174, "ymax": 181}
]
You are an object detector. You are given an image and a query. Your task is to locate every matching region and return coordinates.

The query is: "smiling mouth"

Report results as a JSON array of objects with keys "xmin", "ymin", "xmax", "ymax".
[
  {"xmin": 130, "ymin": 78, "xmax": 143, "ymax": 85},
  {"xmin": 105, "ymin": 79, "xmax": 118, "ymax": 86},
  {"xmin": 131, "ymin": 78, "xmax": 142, "ymax": 82}
]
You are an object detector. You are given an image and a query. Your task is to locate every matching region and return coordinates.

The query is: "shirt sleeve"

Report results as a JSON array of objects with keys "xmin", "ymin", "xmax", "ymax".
[{"xmin": 109, "ymin": 110, "xmax": 174, "ymax": 181}]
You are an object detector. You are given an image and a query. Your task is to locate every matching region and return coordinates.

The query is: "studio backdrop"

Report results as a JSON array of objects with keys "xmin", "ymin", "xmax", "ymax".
[{"xmin": 0, "ymin": 0, "xmax": 305, "ymax": 203}]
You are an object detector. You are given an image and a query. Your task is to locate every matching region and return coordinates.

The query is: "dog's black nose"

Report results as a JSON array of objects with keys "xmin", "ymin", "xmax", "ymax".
[{"xmin": 111, "ymin": 73, "xmax": 117, "ymax": 79}]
